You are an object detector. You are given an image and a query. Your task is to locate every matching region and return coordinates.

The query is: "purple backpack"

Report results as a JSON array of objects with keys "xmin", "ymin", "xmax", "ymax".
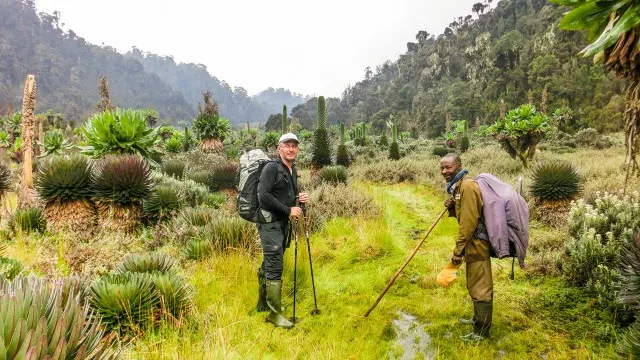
[{"xmin": 475, "ymin": 173, "xmax": 529, "ymax": 270}]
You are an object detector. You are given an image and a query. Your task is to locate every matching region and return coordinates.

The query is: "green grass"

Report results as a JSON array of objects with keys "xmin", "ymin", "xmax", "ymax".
[{"xmin": 124, "ymin": 182, "xmax": 615, "ymax": 359}]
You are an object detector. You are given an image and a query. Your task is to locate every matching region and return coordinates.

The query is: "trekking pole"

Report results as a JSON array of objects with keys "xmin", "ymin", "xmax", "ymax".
[
  {"xmin": 301, "ymin": 203, "xmax": 320, "ymax": 315},
  {"xmin": 290, "ymin": 200, "xmax": 300, "ymax": 323},
  {"xmin": 364, "ymin": 208, "xmax": 447, "ymax": 317}
]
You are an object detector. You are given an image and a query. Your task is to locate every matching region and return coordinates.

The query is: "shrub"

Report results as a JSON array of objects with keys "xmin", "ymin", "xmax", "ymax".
[
  {"xmin": 460, "ymin": 136, "xmax": 470, "ymax": 152},
  {"xmin": 154, "ymin": 172, "xmax": 209, "ymax": 207},
  {"xmin": 300, "ymin": 129, "xmax": 313, "ymax": 142},
  {"xmin": 11, "ymin": 208, "xmax": 45, "ymax": 233},
  {"xmin": 115, "ymin": 252, "xmax": 176, "ymax": 275},
  {"xmin": 379, "ymin": 132, "xmax": 388, "ymax": 147},
  {"xmin": 0, "ymin": 257, "xmax": 24, "ymax": 279},
  {"xmin": 143, "ymin": 185, "xmax": 183, "ymax": 222},
  {"xmin": 308, "ymin": 183, "xmax": 380, "ymax": 230},
  {"xmin": 178, "ymin": 207, "xmax": 218, "ymax": 227},
  {"xmin": 564, "ymin": 192, "xmax": 640, "ymax": 310},
  {"xmin": 162, "ymin": 158, "xmax": 186, "ymax": 179},
  {"xmin": 165, "ymin": 135, "xmax": 183, "ymax": 153},
  {"xmin": 530, "ymin": 162, "xmax": 583, "ymax": 202},
  {"xmin": 0, "ymin": 277, "xmax": 117, "ymax": 358},
  {"xmin": 204, "ymin": 192, "xmax": 226, "ymax": 208},
  {"xmin": 432, "ymin": 145, "xmax": 449, "ymax": 157},
  {"xmin": 351, "ymin": 158, "xmax": 433, "ymax": 184},
  {"xmin": 389, "ymin": 124, "xmax": 400, "ymax": 160},
  {"xmin": 618, "ymin": 233, "xmax": 640, "ymax": 357},
  {"xmin": 186, "ymin": 170, "xmax": 212, "ymax": 188},
  {"xmin": 41, "ymin": 128, "xmax": 73, "ymax": 157},
  {"xmin": 80, "ymin": 109, "xmax": 162, "ymax": 162},
  {"xmin": 184, "ymin": 239, "xmax": 212, "ymax": 260},
  {"xmin": 92, "ymin": 155, "xmax": 153, "ymax": 206},
  {"xmin": 89, "ymin": 273, "xmax": 160, "ymax": 336},
  {"xmin": 317, "ymin": 165, "xmax": 348, "ymax": 185}
]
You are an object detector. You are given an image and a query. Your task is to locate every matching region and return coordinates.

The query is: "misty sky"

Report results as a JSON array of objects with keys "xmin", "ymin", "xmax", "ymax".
[{"xmin": 36, "ymin": 0, "xmax": 485, "ymax": 98}]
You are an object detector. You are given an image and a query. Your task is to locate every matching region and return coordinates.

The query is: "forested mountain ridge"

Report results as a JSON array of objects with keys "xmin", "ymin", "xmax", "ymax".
[
  {"xmin": 126, "ymin": 50, "xmax": 307, "ymax": 124},
  {"xmin": 0, "ymin": 0, "xmax": 308, "ymax": 125},
  {"xmin": 0, "ymin": 0, "xmax": 195, "ymax": 123},
  {"xmin": 295, "ymin": 0, "xmax": 625, "ymax": 135}
]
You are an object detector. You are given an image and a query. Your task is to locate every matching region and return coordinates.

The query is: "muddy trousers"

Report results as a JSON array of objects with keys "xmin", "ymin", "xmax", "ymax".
[
  {"xmin": 466, "ymin": 259, "xmax": 493, "ymax": 337},
  {"xmin": 258, "ymin": 220, "xmax": 289, "ymax": 281}
]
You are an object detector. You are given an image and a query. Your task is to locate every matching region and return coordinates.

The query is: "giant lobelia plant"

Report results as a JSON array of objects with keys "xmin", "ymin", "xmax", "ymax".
[{"xmin": 552, "ymin": 0, "xmax": 640, "ymax": 191}]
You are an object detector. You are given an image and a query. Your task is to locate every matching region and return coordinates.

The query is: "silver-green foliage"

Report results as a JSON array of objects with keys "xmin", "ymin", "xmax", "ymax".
[{"xmin": 0, "ymin": 276, "xmax": 117, "ymax": 359}]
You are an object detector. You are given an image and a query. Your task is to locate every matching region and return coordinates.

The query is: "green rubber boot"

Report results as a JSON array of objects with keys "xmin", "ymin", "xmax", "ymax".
[
  {"xmin": 460, "ymin": 301, "xmax": 492, "ymax": 341},
  {"xmin": 256, "ymin": 269, "xmax": 269, "ymax": 312},
  {"xmin": 265, "ymin": 280, "xmax": 294, "ymax": 329}
]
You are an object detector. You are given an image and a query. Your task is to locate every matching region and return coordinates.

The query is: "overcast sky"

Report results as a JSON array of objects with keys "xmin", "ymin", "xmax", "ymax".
[{"xmin": 36, "ymin": 0, "xmax": 484, "ymax": 98}]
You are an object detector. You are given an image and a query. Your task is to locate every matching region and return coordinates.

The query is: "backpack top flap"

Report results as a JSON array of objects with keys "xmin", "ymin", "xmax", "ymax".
[{"xmin": 475, "ymin": 173, "xmax": 530, "ymax": 268}]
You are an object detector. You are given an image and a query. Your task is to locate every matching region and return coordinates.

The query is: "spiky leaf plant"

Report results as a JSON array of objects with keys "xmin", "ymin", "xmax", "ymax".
[
  {"xmin": 10, "ymin": 208, "xmax": 45, "ymax": 233},
  {"xmin": 0, "ymin": 277, "xmax": 118, "ymax": 359},
  {"xmin": 0, "ymin": 257, "xmax": 24, "ymax": 280},
  {"xmin": 0, "ymin": 131, "xmax": 9, "ymax": 148},
  {"xmin": 92, "ymin": 155, "xmax": 153, "ymax": 233},
  {"xmin": 165, "ymin": 135, "xmax": 183, "ymax": 153},
  {"xmin": 617, "ymin": 233, "xmax": 640, "ymax": 358},
  {"xmin": 184, "ymin": 239, "xmax": 213, "ymax": 260},
  {"xmin": 530, "ymin": 162, "xmax": 583, "ymax": 202},
  {"xmin": 115, "ymin": 252, "xmax": 176, "ymax": 275},
  {"xmin": 317, "ymin": 165, "xmax": 348, "ymax": 186},
  {"xmin": 40, "ymin": 128, "xmax": 73, "ymax": 157},
  {"xmin": 35, "ymin": 154, "xmax": 96, "ymax": 233},
  {"xmin": 0, "ymin": 163, "xmax": 11, "ymax": 197},
  {"xmin": 210, "ymin": 163, "xmax": 239, "ymax": 191},
  {"xmin": 162, "ymin": 158, "xmax": 186, "ymax": 179},
  {"xmin": 193, "ymin": 92, "xmax": 231, "ymax": 153},
  {"xmin": 186, "ymin": 170, "xmax": 213, "ymax": 189},
  {"xmin": 260, "ymin": 131, "xmax": 280, "ymax": 151},
  {"xmin": 158, "ymin": 125, "xmax": 175, "ymax": 141},
  {"xmin": 143, "ymin": 185, "xmax": 183, "ymax": 223},
  {"xmin": 80, "ymin": 109, "xmax": 162, "ymax": 162},
  {"xmin": 200, "ymin": 217, "xmax": 258, "ymax": 251},
  {"xmin": 148, "ymin": 272, "xmax": 193, "ymax": 320},
  {"xmin": 5, "ymin": 112, "xmax": 21, "ymax": 138},
  {"xmin": 89, "ymin": 273, "xmax": 160, "ymax": 337},
  {"xmin": 312, "ymin": 96, "xmax": 332, "ymax": 169}
]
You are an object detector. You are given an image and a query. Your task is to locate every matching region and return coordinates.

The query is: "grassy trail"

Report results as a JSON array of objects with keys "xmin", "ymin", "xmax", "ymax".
[{"xmin": 126, "ymin": 183, "xmax": 614, "ymax": 359}]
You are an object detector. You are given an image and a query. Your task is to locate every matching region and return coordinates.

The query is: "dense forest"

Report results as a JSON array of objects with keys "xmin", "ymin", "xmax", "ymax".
[
  {"xmin": 0, "ymin": 0, "xmax": 307, "ymax": 125},
  {"xmin": 292, "ymin": 0, "xmax": 626, "ymax": 135}
]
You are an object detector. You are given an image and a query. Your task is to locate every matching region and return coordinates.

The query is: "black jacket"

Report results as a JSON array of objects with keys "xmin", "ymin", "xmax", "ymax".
[{"xmin": 257, "ymin": 157, "xmax": 298, "ymax": 220}]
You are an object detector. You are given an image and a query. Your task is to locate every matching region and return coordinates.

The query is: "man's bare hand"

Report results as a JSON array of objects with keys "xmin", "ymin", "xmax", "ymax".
[
  {"xmin": 451, "ymin": 254, "xmax": 463, "ymax": 266},
  {"xmin": 299, "ymin": 192, "xmax": 309, "ymax": 204},
  {"xmin": 290, "ymin": 207, "xmax": 303, "ymax": 219},
  {"xmin": 444, "ymin": 197, "xmax": 455, "ymax": 209}
]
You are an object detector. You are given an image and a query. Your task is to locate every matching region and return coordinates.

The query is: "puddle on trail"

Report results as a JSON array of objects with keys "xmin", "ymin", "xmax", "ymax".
[{"xmin": 390, "ymin": 311, "xmax": 435, "ymax": 360}]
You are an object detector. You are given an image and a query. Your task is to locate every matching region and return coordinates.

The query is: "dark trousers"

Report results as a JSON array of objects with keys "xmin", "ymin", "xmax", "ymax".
[{"xmin": 258, "ymin": 220, "xmax": 290, "ymax": 280}]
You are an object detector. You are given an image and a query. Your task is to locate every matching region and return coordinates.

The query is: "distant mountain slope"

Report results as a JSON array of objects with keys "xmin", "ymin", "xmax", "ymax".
[
  {"xmin": 253, "ymin": 88, "xmax": 310, "ymax": 115},
  {"xmin": 0, "ymin": 0, "xmax": 194, "ymax": 123}
]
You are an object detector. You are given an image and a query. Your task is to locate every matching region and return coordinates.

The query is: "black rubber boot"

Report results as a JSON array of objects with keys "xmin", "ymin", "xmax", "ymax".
[
  {"xmin": 265, "ymin": 280, "xmax": 294, "ymax": 329},
  {"xmin": 256, "ymin": 269, "xmax": 269, "ymax": 312},
  {"xmin": 460, "ymin": 301, "xmax": 492, "ymax": 341}
]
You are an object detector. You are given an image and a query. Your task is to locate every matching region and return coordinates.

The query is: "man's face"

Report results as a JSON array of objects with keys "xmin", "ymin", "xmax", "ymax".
[
  {"xmin": 278, "ymin": 140, "xmax": 299, "ymax": 162},
  {"xmin": 440, "ymin": 157, "xmax": 462, "ymax": 182}
]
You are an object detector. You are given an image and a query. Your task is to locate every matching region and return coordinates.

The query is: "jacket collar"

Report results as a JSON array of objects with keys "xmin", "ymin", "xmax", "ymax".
[{"xmin": 447, "ymin": 169, "xmax": 468, "ymax": 194}]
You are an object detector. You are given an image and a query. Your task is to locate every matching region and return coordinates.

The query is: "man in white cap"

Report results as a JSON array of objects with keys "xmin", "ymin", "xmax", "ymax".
[{"xmin": 256, "ymin": 132, "xmax": 309, "ymax": 329}]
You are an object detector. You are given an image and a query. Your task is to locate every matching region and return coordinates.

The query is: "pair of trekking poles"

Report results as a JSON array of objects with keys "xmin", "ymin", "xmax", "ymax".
[{"xmin": 290, "ymin": 203, "xmax": 320, "ymax": 323}]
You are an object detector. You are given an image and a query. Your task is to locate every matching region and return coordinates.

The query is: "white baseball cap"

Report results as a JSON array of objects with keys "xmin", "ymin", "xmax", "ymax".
[{"xmin": 279, "ymin": 133, "xmax": 300, "ymax": 144}]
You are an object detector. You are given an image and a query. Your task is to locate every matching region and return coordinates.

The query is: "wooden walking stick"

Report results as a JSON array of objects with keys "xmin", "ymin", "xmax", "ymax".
[{"xmin": 364, "ymin": 208, "xmax": 447, "ymax": 317}]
